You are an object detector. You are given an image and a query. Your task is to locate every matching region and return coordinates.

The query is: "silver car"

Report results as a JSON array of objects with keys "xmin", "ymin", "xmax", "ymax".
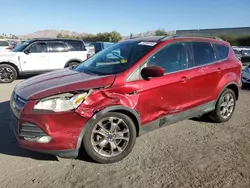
[{"xmin": 0, "ymin": 39, "xmax": 13, "ymax": 52}]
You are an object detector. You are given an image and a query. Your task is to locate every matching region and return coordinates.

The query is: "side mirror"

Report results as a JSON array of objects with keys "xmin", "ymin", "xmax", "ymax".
[
  {"xmin": 141, "ymin": 66, "xmax": 164, "ymax": 80},
  {"xmin": 24, "ymin": 50, "xmax": 29, "ymax": 55}
]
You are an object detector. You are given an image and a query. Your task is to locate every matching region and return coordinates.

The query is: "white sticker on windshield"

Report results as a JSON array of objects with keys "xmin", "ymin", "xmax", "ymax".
[{"xmin": 138, "ymin": 41, "xmax": 157, "ymax": 46}]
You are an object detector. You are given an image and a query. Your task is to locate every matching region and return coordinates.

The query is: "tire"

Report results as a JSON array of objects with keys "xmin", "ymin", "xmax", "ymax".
[
  {"xmin": 241, "ymin": 83, "xmax": 248, "ymax": 89},
  {"xmin": 208, "ymin": 88, "xmax": 236, "ymax": 123},
  {"xmin": 82, "ymin": 112, "xmax": 136, "ymax": 164},
  {"xmin": 0, "ymin": 64, "xmax": 17, "ymax": 83},
  {"xmin": 66, "ymin": 61, "xmax": 79, "ymax": 68}
]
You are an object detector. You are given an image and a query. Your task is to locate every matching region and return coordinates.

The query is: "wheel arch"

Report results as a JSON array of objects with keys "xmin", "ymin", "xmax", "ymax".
[
  {"xmin": 0, "ymin": 61, "xmax": 20, "ymax": 75},
  {"xmin": 64, "ymin": 59, "xmax": 82, "ymax": 68},
  {"xmin": 76, "ymin": 105, "xmax": 141, "ymax": 150},
  {"xmin": 216, "ymin": 82, "xmax": 239, "ymax": 102}
]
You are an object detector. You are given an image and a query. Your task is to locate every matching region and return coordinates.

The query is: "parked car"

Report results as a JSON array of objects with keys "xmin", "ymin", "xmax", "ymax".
[
  {"xmin": 87, "ymin": 42, "xmax": 115, "ymax": 57},
  {"xmin": 10, "ymin": 35, "xmax": 241, "ymax": 163},
  {"xmin": 0, "ymin": 39, "xmax": 13, "ymax": 52},
  {"xmin": 241, "ymin": 64, "xmax": 250, "ymax": 87},
  {"xmin": 240, "ymin": 49, "xmax": 250, "ymax": 64},
  {"xmin": 0, "ymin": 38, "xmax": 88, "ymax": 83}
]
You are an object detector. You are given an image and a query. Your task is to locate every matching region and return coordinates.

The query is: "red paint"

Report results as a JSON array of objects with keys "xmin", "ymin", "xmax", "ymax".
[{"xmin": 12, "ymin": 37, "xmax": 241, "ymax": 153}]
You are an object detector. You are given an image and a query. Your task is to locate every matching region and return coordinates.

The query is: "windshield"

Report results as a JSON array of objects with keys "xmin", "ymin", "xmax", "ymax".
[
  {"xmin": 13, "ymin": 41, "xmax": 31, "ymax": 52},
  {"xmin": 75, "ymin": 40, "xmax": 156, "ymax": 75}
]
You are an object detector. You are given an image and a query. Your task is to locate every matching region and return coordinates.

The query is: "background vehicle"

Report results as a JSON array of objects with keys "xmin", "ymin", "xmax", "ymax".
[
  {"xmin": 0, "ymin": 38, "xmax": 88, "ymax": 83},
  {"xmin": 0, "ymin": 39, "xmax": 14, "ymax": 52},
  {"xmin": 87, "ymin": 42, "xmax": 115, "ymax": 57},
  {"xmin": 240, "ymin": 49, "xmax": 250, "ymax": 64},
  {"xmin": 10, "ymin": 35, "xmax": 241, "ymax": 164}
]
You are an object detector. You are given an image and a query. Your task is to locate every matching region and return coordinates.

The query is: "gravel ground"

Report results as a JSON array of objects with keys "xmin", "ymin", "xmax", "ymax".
[{"xmin": 0, "ymin": 80, "xmax": 250, "ymax": 188}]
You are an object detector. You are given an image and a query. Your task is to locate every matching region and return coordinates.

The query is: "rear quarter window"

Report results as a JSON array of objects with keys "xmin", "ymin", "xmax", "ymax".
[{"xmin": 213, "ymin": 44, "xmax": 229, "ymax": 60}]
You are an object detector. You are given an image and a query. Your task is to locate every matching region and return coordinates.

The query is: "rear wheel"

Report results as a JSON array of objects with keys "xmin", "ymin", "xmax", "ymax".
[
  {"xmin": 82, "ymin": 112, "xmax": 136, "ymax": 164},
  {"xmin": 208, "ymin": 89, "xmax": 236, "ymax": 123},
  {"xmin": 0, "ymin": 64, "xmax": 17, "ymax": 83}
]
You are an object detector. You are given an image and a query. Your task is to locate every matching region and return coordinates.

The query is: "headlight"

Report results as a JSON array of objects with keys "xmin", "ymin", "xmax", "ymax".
[{"xmin": 34, "ymin": 92, "xmax": 89, "ymax": 112}]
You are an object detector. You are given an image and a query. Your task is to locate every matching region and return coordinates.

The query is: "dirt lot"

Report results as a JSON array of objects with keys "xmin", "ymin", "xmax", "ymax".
[{"xmin": 0, "ymin": 80, "xmax": 250, "ymax": 188}]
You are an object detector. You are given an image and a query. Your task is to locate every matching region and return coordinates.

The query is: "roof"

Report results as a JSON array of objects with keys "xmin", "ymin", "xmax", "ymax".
[
  {"xmin": 122, "ymin": 35, "xmax": 225, "ymax": 43},
  {"xmin": 30, "ymin": 38, "xmax": 83, "ymax": 42}
]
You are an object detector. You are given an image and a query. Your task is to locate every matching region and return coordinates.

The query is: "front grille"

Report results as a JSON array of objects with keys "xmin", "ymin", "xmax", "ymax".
[{"xmin": 19, "ymin": 123, "xmax": 48, "ymax": 139}]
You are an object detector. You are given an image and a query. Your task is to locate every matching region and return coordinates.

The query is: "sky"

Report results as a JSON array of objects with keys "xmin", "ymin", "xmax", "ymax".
[{"xmin": 1, "ymin": 0, "xmax": 250, "ymax": 36}]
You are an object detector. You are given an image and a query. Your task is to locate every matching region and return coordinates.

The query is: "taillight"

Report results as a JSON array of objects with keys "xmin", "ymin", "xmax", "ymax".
[
  {"xmin": 6, "ymin": 46, "xmax": 13, "ymax": 50},
  {"xmin": 87, "ymin": 54, "xmax": 91, "ymax": 59}
]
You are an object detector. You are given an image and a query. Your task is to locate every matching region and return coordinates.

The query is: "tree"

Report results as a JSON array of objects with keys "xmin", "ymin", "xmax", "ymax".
[
  {"xmin": 57, "ymin": 33, "xmax": 63, "ymax": 38},
  {"xmin": 155, "ymin": 29, "xmax": 168, "ymax": 36}
]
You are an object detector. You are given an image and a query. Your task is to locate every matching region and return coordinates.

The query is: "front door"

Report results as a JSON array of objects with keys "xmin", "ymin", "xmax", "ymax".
[
  {"xmin": 136, "ymin": 42, "xmax": 193, "ymax": 125},
  {"xmin": 19, "ymin": 42, "xmax": 49, "ymax": 72}
]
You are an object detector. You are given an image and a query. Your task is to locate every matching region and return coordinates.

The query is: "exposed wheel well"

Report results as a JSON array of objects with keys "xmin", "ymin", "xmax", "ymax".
[
  {"xmin": 64, "ymin": 60, "xmax": 81, "ymax": 68},
  {"xmin": 110, "ymin": 109, "xmax": 140, "ymax": 137},
  {"xmin": 226, "ymin": 84, "xmax": 239, "ymax": 100},
  {"xmin": 0, "ymin": 62, "xmax": 19, "ymax": 75}
]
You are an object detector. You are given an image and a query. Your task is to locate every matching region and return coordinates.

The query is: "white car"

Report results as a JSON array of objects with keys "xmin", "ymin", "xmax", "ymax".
[
  {"xmin": 0, "ymin": 39, "xmax": 13, "ymax": 52},
  {"xmin": 0, "ymin": 38, "xmax": 88, "ymax": 83}
]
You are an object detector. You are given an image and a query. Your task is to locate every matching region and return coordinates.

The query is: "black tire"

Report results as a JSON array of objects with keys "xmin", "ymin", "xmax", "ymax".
[
  {"xmin": 0, "ymin": 64, "xmax": 17, "ymax": 83},
  {"xmin": 67, "ymin": 61, "xmax": 79, "ymax": 68},
  {"xmin": 82, "ymin": 112, "xmax": 136, "ymax": 164},
  {"xmin": 208, "ymin": 88, "xmax": 236, "ymax": 123},
  {"xmin": 241, "ymin": 83, "xmax": 248, "ymax": 90}
]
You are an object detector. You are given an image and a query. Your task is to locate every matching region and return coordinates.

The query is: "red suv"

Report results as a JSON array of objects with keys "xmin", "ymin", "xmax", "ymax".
[{"xmin": 10, "ymin": 36, "xmax": 241, "ymax": 163}]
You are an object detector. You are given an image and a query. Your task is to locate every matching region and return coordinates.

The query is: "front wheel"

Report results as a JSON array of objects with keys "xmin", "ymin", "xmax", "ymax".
[
  {"xmin": 0, "ymin": 64, "xmax": 17, "ymax": 83},
  {"xmin": 82, "ymin": 112, "xmax": 136, "ymax": 164},
  {"xmin": 208, "ymin": 88, "xmax": 236, "ymax": 123}
]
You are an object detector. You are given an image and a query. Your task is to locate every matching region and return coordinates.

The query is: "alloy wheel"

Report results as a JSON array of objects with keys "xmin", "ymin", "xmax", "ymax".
[{"xmin": 91, "ymin": 117, "xmax": 130, "ymax": 157}]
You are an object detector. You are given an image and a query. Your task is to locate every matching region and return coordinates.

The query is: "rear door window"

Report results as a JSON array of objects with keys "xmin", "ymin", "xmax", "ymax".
[
  {"xmin": 66, "ymin": 40, "xmax": 86, "ymax": 51},
  {"xmin": 48, "ymin": 42, "xmax": 67, "ymax": 52},
  {"xmin": 191, "ymin": 42, "xmax": 216, "ymax": 66},
  {"xmin": 213, "ymin": 44, "xmax": 229, "ymax": 60}
]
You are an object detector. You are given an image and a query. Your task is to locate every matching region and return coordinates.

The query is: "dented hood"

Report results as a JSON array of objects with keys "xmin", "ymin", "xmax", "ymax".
[{"xmin": 14, "ymin": 68, "xmax": 115, "ymax": 100}]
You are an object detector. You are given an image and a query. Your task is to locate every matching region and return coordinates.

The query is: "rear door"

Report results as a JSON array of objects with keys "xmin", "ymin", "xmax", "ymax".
[
  {"xmin": 47, "ymin": 41, "xmax": 69, "ymax": 70},
  {"xmin": 187, "ymin": 41, "xmax": 223, "ymax": 107}
]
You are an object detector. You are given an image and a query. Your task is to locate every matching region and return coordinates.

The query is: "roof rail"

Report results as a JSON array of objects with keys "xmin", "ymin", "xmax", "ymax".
[{"xmin": 160, "ymin": 34, "xmax": 224, "ymax": 41}]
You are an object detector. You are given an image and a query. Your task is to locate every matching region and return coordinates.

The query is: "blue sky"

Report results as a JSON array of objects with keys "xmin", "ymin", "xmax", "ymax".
[{"xmin": 1, "ymin": 0, "xmax": 250, "ymax": 36}]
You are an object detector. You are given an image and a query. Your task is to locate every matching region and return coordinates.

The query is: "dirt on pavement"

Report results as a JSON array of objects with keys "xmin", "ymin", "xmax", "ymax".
[{"xmin": 0, "ymin": 80, "xmax": 250, "ymax": 188}]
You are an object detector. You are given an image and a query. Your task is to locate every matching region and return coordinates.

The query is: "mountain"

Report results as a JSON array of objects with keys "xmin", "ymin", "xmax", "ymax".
[{"xmin": 18, "ymin": 29, "xmax": 89, "ymax": 39}]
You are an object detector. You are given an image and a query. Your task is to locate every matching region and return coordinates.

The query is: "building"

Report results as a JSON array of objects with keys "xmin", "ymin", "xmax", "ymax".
[{"xmin": 175, "ymin": 27, "xmax": 250, "ymax": 37}]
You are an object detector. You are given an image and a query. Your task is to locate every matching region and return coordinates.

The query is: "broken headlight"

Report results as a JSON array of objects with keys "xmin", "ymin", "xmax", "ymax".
[{"xmin": 34, "ymin": 92, "xmax": 89, "ymax": 112}]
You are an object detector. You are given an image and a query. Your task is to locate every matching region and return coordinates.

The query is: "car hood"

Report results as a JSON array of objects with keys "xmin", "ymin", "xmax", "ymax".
[{"xmin": 14, "ymin": 68, "xmax": 116, "ymax": 100}]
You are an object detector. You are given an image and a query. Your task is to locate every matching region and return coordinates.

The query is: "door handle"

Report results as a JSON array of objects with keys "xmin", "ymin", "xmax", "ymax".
[
  {"xmin": 180, "ymin": 76, "xmax": 189, "ymax": 83},
  {"xmin": 217, "ymin": 68, "xmax": 222, "ymax": 73}
]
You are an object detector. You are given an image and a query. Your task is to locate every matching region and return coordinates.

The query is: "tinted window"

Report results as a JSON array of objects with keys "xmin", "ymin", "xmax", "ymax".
[
  {"xmin": 214, "ymin": 44, "xmax": 229, "ymax": 60},
  {"xmin": 147, "ymin": 43, "xmax": 188, "ymax": 73},
  {"xmin": 90, "ymin": 43, "xmax": 102, "ymax": 52},
  {"xmin": 192, "ymin": 42, "xmax": 216, "ymax": 66},
  {"xmin": 103, "ymin": 42, "xmax": 114, "ymax": 49},
  {"xmin": 48, "ymin": 42, "xmax": 67, "ymax": 52},
  {"xmin": 66, "ymin": 40, "xmax": 86, "ymax": 51},
  {"xmin": 29, "ymin": 43, "xmax": 47, "ymax": 53},
  {"xmin": 0, "ymin": 41, "xmax": 9, "ymax": 46}
]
